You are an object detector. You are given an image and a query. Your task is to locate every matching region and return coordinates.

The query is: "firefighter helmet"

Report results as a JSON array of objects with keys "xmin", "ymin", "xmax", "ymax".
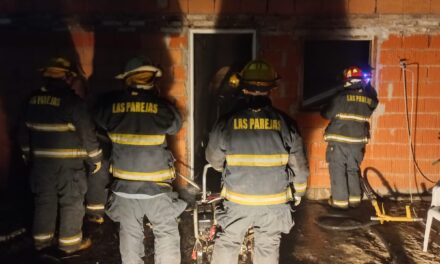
[
  {"xmin": 115, "ymin": 57, "xmax": 162, "ymax": 80},
  {"xmin": 228, "ymin": 60, "xmax": 279, "ymax": 91},
  {"xmin": 40, "ymin": 57, "xmax": 77, "ymax": 79},
  {"xmin": 343, "ymin": 66, "xmax": 363, "ymax": 81}
]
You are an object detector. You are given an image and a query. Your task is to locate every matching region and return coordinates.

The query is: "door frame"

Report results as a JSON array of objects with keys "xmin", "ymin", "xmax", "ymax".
[{"xmin": 189, "ymin": 29, "xmax": 257, "ymax": 179}]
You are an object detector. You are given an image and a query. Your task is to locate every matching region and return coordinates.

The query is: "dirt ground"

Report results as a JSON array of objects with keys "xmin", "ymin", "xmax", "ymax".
[{"xmin": 0, "ymin": 197, "xmax": 439, "ymax": 264}]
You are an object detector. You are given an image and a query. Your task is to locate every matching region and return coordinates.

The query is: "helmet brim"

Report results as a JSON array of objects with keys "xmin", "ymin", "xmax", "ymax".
[{"xmin": 115, "ymin": 65, "xmax": 162, "ymax": 79}]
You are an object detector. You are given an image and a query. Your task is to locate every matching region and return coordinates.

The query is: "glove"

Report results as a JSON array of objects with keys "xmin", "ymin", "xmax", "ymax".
[
  {"xmin": 294, "ymin": 196, "xmax": 302, "ymax": 206},
  {"xmin": 92, "ymin": 161, "xmax": 102, "ymax": 174}
]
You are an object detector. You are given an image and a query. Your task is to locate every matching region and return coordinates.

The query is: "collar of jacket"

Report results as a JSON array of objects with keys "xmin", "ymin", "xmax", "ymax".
[
  {"xmin": 244, "ymin": 94, "xmax": 272, "ymax": 110},
  {"xmin": 44, "ymin": 78, "xmax": 71, "ymax": 92}
]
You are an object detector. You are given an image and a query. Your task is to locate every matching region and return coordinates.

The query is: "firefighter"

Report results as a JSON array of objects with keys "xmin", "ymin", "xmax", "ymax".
[
  {"xmin": 94, "ymin": 57, "xmax": 187, "ymax": 264},
  {"xmin": 70, "ymin": 75, "xmax": 111, "ymax": 224},
  {"xmin": 21, "ymin": 57, "xmax": 103, "ymax": 253},
  {"xmin": 321, "ymin": 66, "xmax": 378, "ymax": 209},
  {"xmin": 206, "ymin": 60, "xmax": 310, "ymax": 264}
]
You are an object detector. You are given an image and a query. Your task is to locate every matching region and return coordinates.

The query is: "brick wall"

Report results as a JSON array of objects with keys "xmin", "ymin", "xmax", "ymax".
[{"xmin": 1, "ymin": 0, "xmax": 440, "ymax": 197}]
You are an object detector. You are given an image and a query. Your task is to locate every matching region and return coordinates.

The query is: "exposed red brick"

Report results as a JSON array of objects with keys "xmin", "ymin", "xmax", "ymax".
[
  {"xmin": 431, "ymin": 0, "xmax": 440, "ymax": 13},
  {"xmin": 377, "ymin": 114, "xmax": 407, "ymax": 128},
  {"xmin": 173, "ymin": 65, "xmax": 186, "ymax": 81},
  {"xmin": 372, "ymin": 129, "xmax": 407, "ymax": 144},
  {"xmin": 214, "ymin": 0, "xmax": 241, "ymax": 14},
  {"xmin": 402, "ymin": 35, "xmax": 429, "ymax": 49},
  {"xmin": 189, "ymin": 0, "xmax": 214, "ymax": 14},
  {"xmin": 348, "ymin": 0, "xmax": 375, "ymax": 14},
  {"xmin": 167, "ymin": 81, "xmax": 186, "ymax": 97},
  {"xmin": 420, "ymin": 98, "xmax": 440, "ymax": 112},
  {"xmin": 168, "ymin": 35, "xmax": 188, "ymax": 48},
  {"xmin": 377, "ymin": 0, "xmax": 403, "ymax": 14},
  {"xmin": 428, "ymin": 67, "xmax": 440, "ymax": 81},
  {"xmin": 417, "ymin": 82, "xmax": 440, "ymax": 97},
  {"xmin": 296, "ymin": 112, "xmax": 328, "ymax": 128},
  {"xmin": 415, "ymin": 114, "xmax": 439, "ymax": 128},
  {"xmin": 429, "ymin": 35, "xmax": 440, "ymax": 48},
  {"xmin": 379, "ymin": 50, "xmax": 405, "ymax": 65},
  {"xmin": 411, "ymin": 50, "xmax": 440, "ymax": 65},
  {"xmin": 379, "ymin": 67, "xmax": 402, "ymax": 82},
  {"xmin": 381, "ymin": 35, "xmax": 402, "ymax": 49},
  {"xmin": 403, "ymin": 0, "xmax": 430, "ymax": 14},
  {"xmin": 241, "ymin": 0, "xmax": 267, "ymax": 14},
  {"xmin": 268, "ymin": 0, "xmax": 295, "ymax": 15},
  {"xmin": 415, "ymin": 130, "xmax": 440, "ymax": 145}
]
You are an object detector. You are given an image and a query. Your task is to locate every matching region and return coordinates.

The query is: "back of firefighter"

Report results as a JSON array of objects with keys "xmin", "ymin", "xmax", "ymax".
[
  {"xmin": 206, "ymin": 60, "xmax": 310, "ymax": 264},
  {"xmin": 21, "ymin": 57, "xmax": 102, "ymax": 253},
  {"xmin": 70, "ymin": 74, "xmax": 111, "ymax": 224},
  {"xmin": 94, "ymin": 57, "xmax": 187, "ymax": 264},
  {"xmin": 321, "ymin": 66, "xmax": 378, "ymax": 209}
]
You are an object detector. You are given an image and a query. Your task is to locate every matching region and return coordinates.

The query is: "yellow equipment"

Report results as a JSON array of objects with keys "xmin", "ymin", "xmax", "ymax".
[{"xmin": 361, "ymin": 169, "xmax": 423, "ymax": 224}]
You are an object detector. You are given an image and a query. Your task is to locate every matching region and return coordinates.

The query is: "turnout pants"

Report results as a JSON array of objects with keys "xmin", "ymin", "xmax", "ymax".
[
  {"xmin": 326, "ymin": 142, "xmax": 365, "ymax": 208},
  {"xmin": 86, "ymin": 160, "xmax": 110, "ymax": 218},
  {"xmin": 106, "ymin": 192, "xmax": 187, "ymax": 264},
  {"xmin": 211, "ymin": 201, "xmax": 294, "ymax": 264},
  {"xmin": 30, "ymin": 160, "xmax": 87, "ymax": 252}
]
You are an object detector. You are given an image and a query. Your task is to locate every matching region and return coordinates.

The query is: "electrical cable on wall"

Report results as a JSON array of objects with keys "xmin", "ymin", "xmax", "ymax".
[{"xmin": 400, "ymin": 59, "xmax": 436, "ymax": 193}]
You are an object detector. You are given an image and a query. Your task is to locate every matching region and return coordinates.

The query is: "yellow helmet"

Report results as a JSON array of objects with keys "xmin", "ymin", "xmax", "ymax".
[
  {"xmin": 40, "ymin": 57, "xmax": 77, "ymax": 79},
  {"xmin": 229, "ymin": 60, "xmax": 279, "ymax": 91}
]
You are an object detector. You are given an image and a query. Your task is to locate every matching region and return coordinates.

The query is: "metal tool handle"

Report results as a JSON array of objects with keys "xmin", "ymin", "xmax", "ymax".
[{"xmin": 202, "ymin": 164, "xmax": 212, "ymax": 202}]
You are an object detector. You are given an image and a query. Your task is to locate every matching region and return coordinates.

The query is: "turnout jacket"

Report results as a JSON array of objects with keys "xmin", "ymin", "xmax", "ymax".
[
  {"xmin": 206, "ymin": 96, "xmax": 309, "ymax": 206},
  {"xmin": 321, "ymin": 83, "xmax": 378, "ymax": 144},
  {"xmin": 94, "ymin": 88, "xmax": 182, "ymax": 196},
  {"xmin": 22, "ymin": 79, "xmax": 102, "ymax": 164}
]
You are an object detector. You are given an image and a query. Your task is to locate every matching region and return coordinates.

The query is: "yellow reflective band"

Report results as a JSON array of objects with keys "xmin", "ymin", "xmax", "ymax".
[
  {"xmin": 109, "ymin": 133, "xmax": 165, "ymax": 146},
  {"xmin": 113, "ymin": 167, "xmax": 175, "ymax": 182},
  {"xmin": 21, "ymin": 147, "xmax": 30, "ymax": 153},
  {"xmin": 86, "ymin": 204, "xmax": 105, "ymax": 210},
  {"xmin": 59, "ymin": 233, "xmax": 82, "ymax": 245},
  {"xmin": 324, "ymin": 134, "xmax": 368, "ymax": 143},
  {"xmin": 294, "ymin": 182, "xmax": 307, "ymax": 193},
  {"xmin": 335, "ymin": 113, "xmax": 369, "ymax": 122},
  {"xmin": 333, "ymin": 200, "xmax": 349, "ymax": 206},
  {"xmin": 349, "ymin": 196, "xmax": 362, "ymax": 202},
  {"xmin": 221, "ymin": 187, "xmax": 292, "ymax": 206},
  {"xmin": 34, "ymin": 233, "xmax": 53, "ymax": 241},
  {"xmin": 226, "ymin": 154, "xmax": 288, "ymax": 167},
  {"xmin": 88, "ymin": 149, "xmax": 102, "ymax": 158},
  {"xmin": 26, "ymin": 122, "xmax": 75, "ymax": 132},
  {"xmin": 33, "ymin": 148, "xmax": 87, "ymax": 158}
]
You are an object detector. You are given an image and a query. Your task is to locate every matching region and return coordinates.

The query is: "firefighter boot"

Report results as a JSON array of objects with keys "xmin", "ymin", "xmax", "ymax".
[
  {"xmin": 60, "ymin": 238, "xmax": 92, "ymax": 254},
  {"xmin": 328, "ymin": 197, "xmax": 349, "ymax": 210},
  {"xmin": 87, "ymin": 214, "xmax": 105, "ymax": 224}
]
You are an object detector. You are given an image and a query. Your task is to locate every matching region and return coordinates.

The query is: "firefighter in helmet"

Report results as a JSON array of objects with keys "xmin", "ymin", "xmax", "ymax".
[
  {"xmin": 94, "ymin": 57, "xmax": 187, "ymax": 264},
  {"xmin": 206, "ymin": 59, "xmax": 310, "ymax": 264},
  {"xmin": 21, "ymin": 57, "xmax": 102, "ymax": 253},
  {"xmin": 321, "ymin": 66, "xmax": 378, "ymax": 209}
]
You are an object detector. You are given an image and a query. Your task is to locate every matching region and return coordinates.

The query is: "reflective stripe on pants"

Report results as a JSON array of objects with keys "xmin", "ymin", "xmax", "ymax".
[
  {"xmin": 30, "ymin": 161, "xmax": 87, "ymax": 251},
  {"xmin": 326, "ymin": 142, "xmax": 364, "ymax": 204}
]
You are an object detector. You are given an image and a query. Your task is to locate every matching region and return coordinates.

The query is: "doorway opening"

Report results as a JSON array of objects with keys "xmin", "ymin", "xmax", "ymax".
[{"xmin": 189, "ymin": 29, "xmax": 256, "ymax": 182}]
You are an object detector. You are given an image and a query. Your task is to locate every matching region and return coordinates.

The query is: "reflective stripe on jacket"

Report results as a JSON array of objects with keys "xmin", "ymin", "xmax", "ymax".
[
  {"xmin": 206, "ymin": 96, "xmax": 309, "ymax": 202},
  {"xmin": 94, "ymin": 88, "xmax": 182, "ymax": 196},
  {"xmin": 321, "ymin": 84, "xmax": 378, "ymax": 144},
  {"xmin": 24, "ymin": 80, "xmax": 102, "ymax": 163}
]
